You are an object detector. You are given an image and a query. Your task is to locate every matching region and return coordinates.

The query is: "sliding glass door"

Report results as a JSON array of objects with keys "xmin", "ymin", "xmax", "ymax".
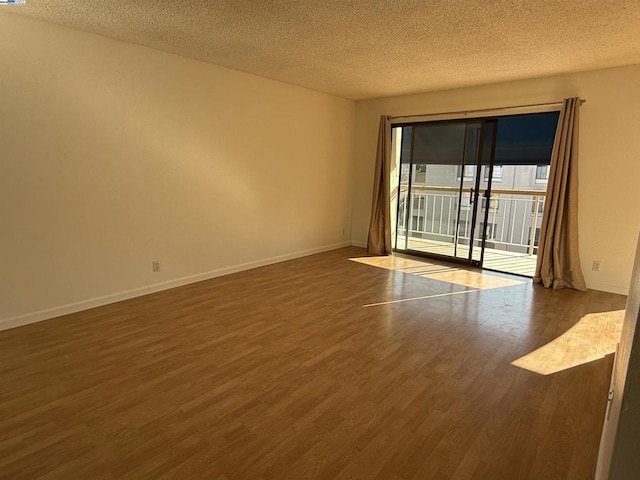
[
  {"xmin": 391, "ymin": 111, "xmax": 560, "ymax": 276},
  {"xmin": 392, "ymin": 119, "xmax": 497, "ymax": 266}
]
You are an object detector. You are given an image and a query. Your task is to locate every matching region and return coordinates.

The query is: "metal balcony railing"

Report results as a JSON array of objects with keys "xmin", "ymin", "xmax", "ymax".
[{"xmin": 396, "ymin": 186, "xmax": 546, "ymax": 256}]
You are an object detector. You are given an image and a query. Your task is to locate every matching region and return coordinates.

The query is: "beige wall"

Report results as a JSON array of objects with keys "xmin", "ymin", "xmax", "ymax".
[
  {"xmin": 353, "ymin": 65, "xmax": 640, "ymax": 294},
  {"xmin": 0, "ymin": 14, "xmax": 355, "ymax": 328}
]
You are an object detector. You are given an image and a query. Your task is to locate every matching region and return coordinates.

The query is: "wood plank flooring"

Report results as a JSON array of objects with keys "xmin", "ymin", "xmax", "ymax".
[{"xmin": 0, "ymin": 247, "xmax": 627, "ymax": 479}]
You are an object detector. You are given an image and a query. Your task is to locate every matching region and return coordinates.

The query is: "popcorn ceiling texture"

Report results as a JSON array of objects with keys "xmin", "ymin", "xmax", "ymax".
[{"xmin": 4, "ymin": 0, "xmax": 640, "ymax": 99}]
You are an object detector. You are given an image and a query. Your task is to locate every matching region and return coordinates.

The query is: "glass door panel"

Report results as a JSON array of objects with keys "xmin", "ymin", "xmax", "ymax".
[
  {"xmin": 393, "ymin": 120, "xmax": 493, "ymax": 265},
  {"xmin": 410, "ymin": 122, "xmax": 469, "ymax": 260}
]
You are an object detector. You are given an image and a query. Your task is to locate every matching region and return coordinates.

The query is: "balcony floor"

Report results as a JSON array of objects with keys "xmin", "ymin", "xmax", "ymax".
[{"xmin": 396, "ymin": 236, "xmax": 538, "ymax": 277}]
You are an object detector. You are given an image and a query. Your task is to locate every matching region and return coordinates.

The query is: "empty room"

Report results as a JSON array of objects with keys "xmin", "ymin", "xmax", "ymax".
[{"xmin": 2, "ymin": 1, "xmax": 640, "ymax": 479}]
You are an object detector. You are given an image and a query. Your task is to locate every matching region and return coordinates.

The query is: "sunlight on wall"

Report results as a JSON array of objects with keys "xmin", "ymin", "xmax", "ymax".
[{"xmin": 511, "ymin": 310, "xmax": 625, "ymax": 375}]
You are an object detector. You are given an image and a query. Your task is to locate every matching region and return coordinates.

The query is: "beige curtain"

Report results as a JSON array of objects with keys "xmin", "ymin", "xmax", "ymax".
[
  {"xmin": 367, "ymin": 115, "xmax": 392, "ymax": 255},
  {"xmin": 533, "ymin": 98, "xmax": 587, "ymax": 290}
]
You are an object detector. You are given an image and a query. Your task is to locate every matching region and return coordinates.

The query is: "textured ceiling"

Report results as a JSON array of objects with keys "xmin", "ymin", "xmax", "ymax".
[{"xmin": 4, "ymin": 1, "xmax": 640, "ymax": 99}]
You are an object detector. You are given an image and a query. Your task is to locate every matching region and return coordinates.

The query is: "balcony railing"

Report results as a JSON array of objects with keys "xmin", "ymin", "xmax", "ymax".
[{"xmin": 396, "ymin": 186, "xmax": 546, "ymax": 256}]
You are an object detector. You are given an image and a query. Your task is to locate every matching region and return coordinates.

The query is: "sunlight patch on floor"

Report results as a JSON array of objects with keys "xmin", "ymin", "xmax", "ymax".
[
  {"xmin": 422, "ymin": 269, "xmax": 525, "ymax": 289},
  {"xmin": 350, "ymin": 256, "xmax": 526, "ymax": 290},
  {"xmin": 511, "ymin": 310, "xmax": 625, "ymax": 375},
  {"xmin": 350, "ymin": 255, "xmax": 455, "ymax": 275}
]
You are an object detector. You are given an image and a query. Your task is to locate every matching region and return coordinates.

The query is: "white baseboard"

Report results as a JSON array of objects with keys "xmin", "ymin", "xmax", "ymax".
[
  {"xmin": 0, "ymin": 242, "xmax": 351, "ymax": 332},
  {"xmin": 587, "ymin": 282, "xmax": 629, "ymax": 296},
  {"xmin": 351, "ymin": 240, "xmax": 367, "ymax": 248}
]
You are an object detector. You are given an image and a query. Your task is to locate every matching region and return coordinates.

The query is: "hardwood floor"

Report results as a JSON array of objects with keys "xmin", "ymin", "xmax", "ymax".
[{"xmin": 0, "ymin": 247, "xmax": 627, "ymax": 479}]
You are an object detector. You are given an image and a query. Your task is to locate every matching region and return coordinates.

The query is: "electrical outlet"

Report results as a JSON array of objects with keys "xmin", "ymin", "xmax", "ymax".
[
  {"xmin": 152, "ymin": 260, "xmax": 161, "ymax": 272},
  {"xmin": 592, "ymin": 260, "xmax": 601, "ymax": 272}
]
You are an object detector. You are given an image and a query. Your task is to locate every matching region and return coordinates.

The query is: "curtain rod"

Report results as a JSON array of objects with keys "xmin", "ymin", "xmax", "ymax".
[{"xmin": 389, "ymin": 98, "xmax": 586, "ymax": 121}]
